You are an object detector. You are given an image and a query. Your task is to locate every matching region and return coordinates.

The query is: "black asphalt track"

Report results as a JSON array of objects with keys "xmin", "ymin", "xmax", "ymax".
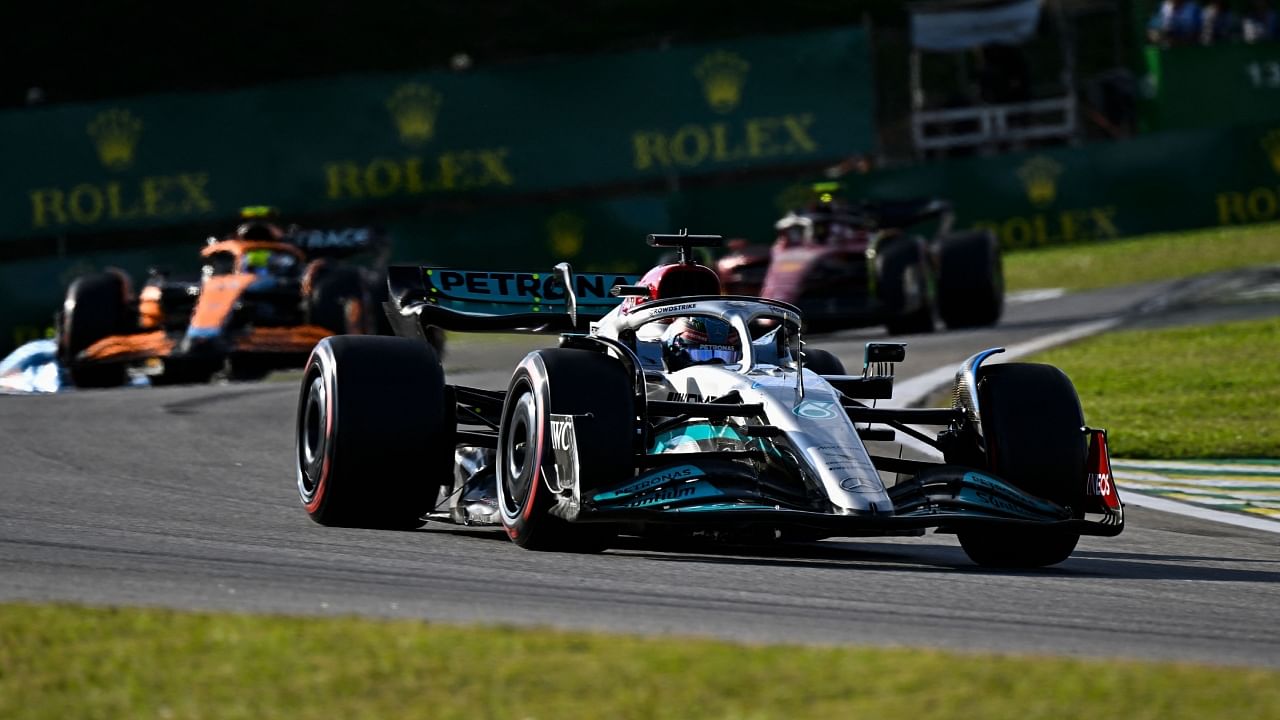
[{"xmin": 2, "ymin": 273, "xmax": 1277, "ymax": 667}]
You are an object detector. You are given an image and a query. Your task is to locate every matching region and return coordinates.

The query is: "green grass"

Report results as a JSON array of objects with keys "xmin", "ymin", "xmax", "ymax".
[
  {"xmin": 20, "ymin": 230, "xmax": 1275, "ymax": 720},
  {"xmin": 1028, "ymin": 316, "xmax": 1280, "ymax": 459},
  {"xmin": 3, "ymin": 603, "xmax": 1278, "ymax": 720},
  {"xmin": 1003, "ymin": 222, "xmax": 1280, "ymax": 292}
]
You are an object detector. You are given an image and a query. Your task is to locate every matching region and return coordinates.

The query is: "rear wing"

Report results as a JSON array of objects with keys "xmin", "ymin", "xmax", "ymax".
[
  {"xmin": 858, "ymin": 198, "xmax": 952, "ymax": 231},
  {"xmin": 385, "ymin": 264, "xmax": 639, "ymax": 336},
  {"xmin": 286, "ymin": 226, "xmax": 387, "ymax": 259}
]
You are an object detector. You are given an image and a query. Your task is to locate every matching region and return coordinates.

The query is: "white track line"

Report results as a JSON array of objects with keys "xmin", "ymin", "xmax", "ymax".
[
  {"xmin": 883, "ymin": 317, "xmax": 1280, "ymax": 534},
  {"xmin": 1006, "ymin": 288, "xmax": 1067, "ymax": 304},
  {"xmin": 889, "ymin": 317, "xmax": 1122, "ymax": 415},
  {"xmin": 1111, "ymin": 459, "xmax": 1280, "ymax": 476},
  {"xmin": 1113, "ymin": 491, "xmax": 1280, "ymax": 533}
]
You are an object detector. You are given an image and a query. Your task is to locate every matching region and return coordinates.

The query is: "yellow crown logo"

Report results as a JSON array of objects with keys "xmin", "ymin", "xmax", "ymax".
[
  {"xmin": 547, "ymin": 211, "xmax": 585, "ymax": 258},
  {"xmin": 86, "ymin": 109, "xmax": 143, "ymax": 171},
  {"xmin": 387, "ymin": 84, "xmax": 443, "ymax": 146},
  {"xmin": 1262, "ymin": 129, "xmax": 1280, "ymax": 174},
  {"xmin": 695, "ymin": 51, "xmax": 750, "ymax": 114},
  {"xmin": 1016, "ymin": 156, "xmax": 1063, "ymax": 207}
]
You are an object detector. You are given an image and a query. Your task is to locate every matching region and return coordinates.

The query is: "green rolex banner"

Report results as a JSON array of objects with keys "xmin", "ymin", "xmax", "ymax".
[
  {"xmin": 0, "ymin": 27, "xmax": 874, "ymax": 241},
  {"xmin": 6, "ymin": 121, "xmax": 1280, "ymax": 355},
  {"xmin": 1142, "ymin": 43, "xmax": 1280, "ymax": 133}
]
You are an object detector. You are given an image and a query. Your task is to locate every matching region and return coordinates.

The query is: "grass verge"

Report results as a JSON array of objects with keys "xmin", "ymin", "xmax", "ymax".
[
  {"xmin": 1027, "ymin": 315, "xmax": 1280, "ymax": 459},
  {"xmin": 3, "ymin": 603, "xmax": 1278, "ymax": 720},
  {"xmin": 1003, "ymin": 222, "xmax": 1280, "ymax": 292}
]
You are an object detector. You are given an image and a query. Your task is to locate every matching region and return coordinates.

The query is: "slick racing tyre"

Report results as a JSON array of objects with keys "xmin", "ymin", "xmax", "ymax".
[
  {"xmin": 878, "ymin": 238, "xmax": 936, "ymax": 336},
  {"xmin": 296, "ymin": 335, "xmax": 453, "ymax": 529},
  {"xmin": 957, "ymin": 363, "xmax": 1087, "ymax": 568},
  {"xmin": 307, "ymin": 266, "xmax": 370, "ymax": 335},
  {"xmin": 936, "ymin": 230, "xmax": 1004, "ymax": 329},
  {"xmin": 149, "ymin": 359, "xmax": 219, "ymax": 386},
  {"xmin": 60, "ymin": 271, "xmax": 131, "ymax": 388},
  {"xmin": 496, "ymin": 349, "xmax": 634, "ymax": 552},
  {"xmin": 802, "ymin": 348, "xmax": 846, "ymax": 376},
  {"xmin": 226, "ymin": 355, "xmax": 274, "ymax": 382}
]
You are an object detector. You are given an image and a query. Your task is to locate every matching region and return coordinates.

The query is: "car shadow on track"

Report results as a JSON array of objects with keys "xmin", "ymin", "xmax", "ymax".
[
  {"xmin": 422, "ymin": 527, "xmax": 982, "ymax": 571},
  {"xmin": 420, "ymin": 527, "xmax": 1280, "ymax": 582},
  {"xmin": 603, "ymin": 536, "xmax": 999, "ymax": 574},
  {"xmin": 1062, "ymin": 550, "xmax": 1280, "ymax": 584},
  {"xmin": 602, "ymin": 538, "xmax": 1280, "ymax": 582}
]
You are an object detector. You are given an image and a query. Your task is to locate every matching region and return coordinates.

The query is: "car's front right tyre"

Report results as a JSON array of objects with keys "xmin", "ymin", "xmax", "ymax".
[{"xmin": 296, "ymin": 335, "xmax": 453, "ymax": 528}]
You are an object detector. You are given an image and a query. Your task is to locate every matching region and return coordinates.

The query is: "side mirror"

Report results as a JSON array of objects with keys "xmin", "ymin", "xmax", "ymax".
[
  {"xmin": 609, "ymin": 285, "xmax": 650, "ymax": 297},
  {"xmin": 863, "ymin": 342, "xmax": 906, "ymax": 378}
]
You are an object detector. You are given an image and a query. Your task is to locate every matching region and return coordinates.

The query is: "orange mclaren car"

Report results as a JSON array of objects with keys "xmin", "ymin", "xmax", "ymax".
[{"xmin": 57, "ymin": 218, "xmax": 389, "ymax": 387}]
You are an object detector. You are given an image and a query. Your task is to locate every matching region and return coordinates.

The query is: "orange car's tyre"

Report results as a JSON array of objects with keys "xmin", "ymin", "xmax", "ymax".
[
  {"xmin": 957, "ymin": 363, "xmax": 1086, "ymax": 568},
  {"xmin": 296, "ymin": 335, "xmax": 453, "ymax": 529},
  {"xmin": 60, "ymin": 272, "xmax": 130, "ymax": 388},
  {"xmin": 226, "ymin": 356, "xmax": 274, "ymax": 382},
  {"xmin": 306, "ymin": 266, "xmax": 369, "ymax": 335},
  {"xmin": 149, "ymin": 361, "xmax": 218, "ymax": 386},
  {"xmin": 495, "ymin": 349, "xmax": 633, "ymax": 552}
]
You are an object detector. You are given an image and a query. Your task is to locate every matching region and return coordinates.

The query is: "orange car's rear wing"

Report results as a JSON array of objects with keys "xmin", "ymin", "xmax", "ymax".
[{"xmin": 287, "ymin": 226, "xmax": 387, "ymax": 260}]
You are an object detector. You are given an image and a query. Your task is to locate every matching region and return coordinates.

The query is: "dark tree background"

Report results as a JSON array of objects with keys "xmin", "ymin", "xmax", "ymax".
[{"xmin": 2, "ymin": 1, "xmax": 904, "ymax": 108}]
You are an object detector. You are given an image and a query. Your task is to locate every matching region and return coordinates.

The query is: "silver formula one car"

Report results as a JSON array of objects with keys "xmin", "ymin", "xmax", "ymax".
[{"xmin": 294, "ymin": 233, "xmax": 1123, "ymax": 568}]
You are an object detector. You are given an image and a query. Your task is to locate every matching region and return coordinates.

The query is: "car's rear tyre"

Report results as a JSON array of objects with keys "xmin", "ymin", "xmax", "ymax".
[
  {"xmin": 878, "ymin": 238, "xmax": 935, "ymax": 336},
  {"xmin": 226, "ymin": 355, "xmax": 274, "ymax": 382},
  {"xmin": 802, "ymin": 348, "xmax": 846, "ymax": 376},
  {"xmin": 150, "ymin": 360, "xmax": 219, "ymax": 386},
  {"xmin": 296, "ymin": 335, "xmax": 453, "ymax": 529},
  {"xmin": 957, "ymin": 363, "xmax": 1086, "ymax": 568},
  {"xmin": 307, "ymin": 266, "xmax": 369, "ymax": 335},
  {"xmin": 60, "ymin": 271, "xmax": 131, "ymax": 388},
  {"xmin": 496, "ymin": 349, "xmax": 634, "ymax": 552},
  {"xmin": 937, "ymin": 231, "xmax": 1004, "ymax": 329}
]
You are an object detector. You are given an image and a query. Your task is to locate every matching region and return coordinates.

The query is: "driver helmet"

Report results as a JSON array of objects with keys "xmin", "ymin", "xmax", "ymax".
[
  {"xmin": 661, "ymin": 316, "xmax": 742, "ymax": 371},
  {"xmin": 235, "ymin": 206, "xmax": 284, "ymax": 241},
  {"xmin": 235, "ymin": 221, "xmax": 284, "ymax": 241},
  {"xmin": 774, "ymin": 214, "xmax": 809, "ymax": 247},
  {"xmin": 242, "ymin": 248, "xmax": 273, "ymax": 276}
]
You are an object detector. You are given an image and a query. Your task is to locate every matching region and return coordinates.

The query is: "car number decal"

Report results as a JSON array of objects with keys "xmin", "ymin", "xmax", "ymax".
[{"xmin": 793, "ymin": 399, "xmax": 837, "ymax": 419}]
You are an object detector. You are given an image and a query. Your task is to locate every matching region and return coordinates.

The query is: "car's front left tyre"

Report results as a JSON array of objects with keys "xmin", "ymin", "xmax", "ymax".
[
  {"xmin": 60, "ymin": 271, "xmax": 132, "ymax": 388},
  {"xmin": 956, "ymin": 363, "xmax": 1087, "ymax": 568},
  {"xmin": 496, "ymin": 348, "xmax": 634, "ymax": 551}
]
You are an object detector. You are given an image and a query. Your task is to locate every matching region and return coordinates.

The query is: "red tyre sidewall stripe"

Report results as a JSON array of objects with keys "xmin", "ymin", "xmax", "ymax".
[
  {"xmin": 304, "ymin": 351, "xmax": 334, "ymax": 514},
  {"xmin": 508, "ymin": 388, "xmax": 546, "ymax": 538},
  {"xmin": 499, "ymin": 360, "xmax": 550, "ymax": 539}
]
